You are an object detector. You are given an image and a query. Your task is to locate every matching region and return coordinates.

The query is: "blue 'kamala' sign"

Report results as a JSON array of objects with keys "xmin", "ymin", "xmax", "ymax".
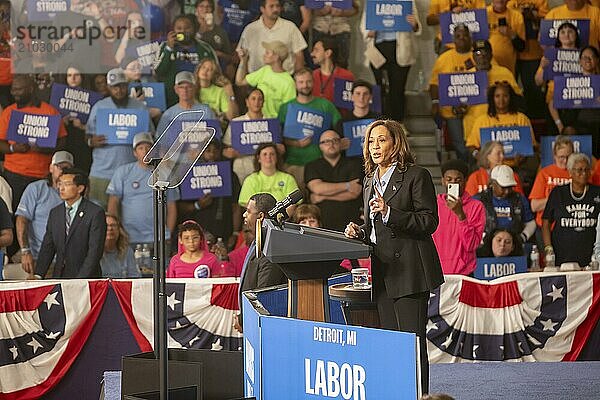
[
  {"xmin": 474, "ymin": 256, "xmax": 527, "ymax": 280},
  {"xmin": 180, "ymin": 160, "xmax": 232, "ymax": 199},
  {"xmin": 7, "ymin": 110, "xmax": 60, "ymax": 148},
  {"xmin": 229, "ymin": 118, "xmax": 281, "ymax": 155},
  {"xmin": 366, "ymin": 0, "xmax": 413, "ymax": 32},
  {"xmin": 49, "ymin": 83, "xmax": 103, "ymax": 124},
  {"xmin": 438, "ymin": 70, "xmax": 488, "ymax": 106},
  {"xmin": 96, "ymin": 109, "xmax": 150, "ymax": 145},
  {"xmin": 480, "ymin": 125, "xmax": 534, "ymax": 157},
  {"xmin": 440, "ymin": 9, "xmax": 489, "ymax": 44}
]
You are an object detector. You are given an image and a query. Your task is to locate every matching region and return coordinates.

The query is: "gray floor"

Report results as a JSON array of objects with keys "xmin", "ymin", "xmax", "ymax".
[{"xmin": 430, "ymin": 361, "xmax": 600, "ymax": 399}]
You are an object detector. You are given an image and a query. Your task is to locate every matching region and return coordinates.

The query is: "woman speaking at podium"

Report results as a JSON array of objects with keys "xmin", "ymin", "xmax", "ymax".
[{"xmin": 344, "ymin": 119, "xmax": 444, "ymax": 394}]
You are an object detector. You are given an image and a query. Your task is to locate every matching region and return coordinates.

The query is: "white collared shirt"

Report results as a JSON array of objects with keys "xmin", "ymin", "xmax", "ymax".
[{"xmin": 369, "ymin": 163, "xmax": 397, "ymax": 244}]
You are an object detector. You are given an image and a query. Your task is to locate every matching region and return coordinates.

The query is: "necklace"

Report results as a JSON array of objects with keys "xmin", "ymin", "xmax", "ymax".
[{"xmin": 570, "ymin": 183, "xmax": 587, "ymax": 201}]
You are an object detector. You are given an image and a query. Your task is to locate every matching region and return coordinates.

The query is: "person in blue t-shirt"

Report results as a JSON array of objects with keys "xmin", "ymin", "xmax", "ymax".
[
  {"xmin": 15, "ymin": 151, "xmax": 74, "ymax": 276},
  {"xmin": 106, "ymin": 133, "xmax": 179, "ymax": 248},
  {"xmin": 474, "ymin": 165, "xmax": 536, "ymax": 245}
]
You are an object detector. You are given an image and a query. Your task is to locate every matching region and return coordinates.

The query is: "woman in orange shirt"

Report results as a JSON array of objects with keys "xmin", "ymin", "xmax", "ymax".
[{"xmin": 465, "ymin": 140, "xmax": 524, "ymax": 195}]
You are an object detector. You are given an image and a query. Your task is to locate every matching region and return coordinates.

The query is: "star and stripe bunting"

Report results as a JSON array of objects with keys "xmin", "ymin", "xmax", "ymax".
[
  {"xmin": 427, "ymin": 272, "xmax": 600, "ymax": 362},
  {"xmin": 0, "ymin": 278, "xmax": 241, "ymax": 400}
]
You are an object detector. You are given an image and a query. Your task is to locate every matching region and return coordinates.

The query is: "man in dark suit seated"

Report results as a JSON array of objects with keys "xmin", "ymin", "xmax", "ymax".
[
  {"xmin": 35, "ymin": 168, "xmax": 107, "ymax": 279},
  {"xmin": 236, "ymin": 192, "xmax": 287, "ymax": 332}
]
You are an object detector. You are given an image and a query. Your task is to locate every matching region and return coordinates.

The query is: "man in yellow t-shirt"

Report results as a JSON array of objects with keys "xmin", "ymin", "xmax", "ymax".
[
  {"xmin": 429, "ymin": 24, "xmax": 476, "ymax": 163},
  {"xmin": 461, "ymin": 40, "xmax": 523, "ymax": 148},
  {"xmin": 508, "ymin": 0, "xmax": 549, "ymax": 118},
  {"xmin": 487, "ymin": 0, "xmax": 526, "ymax": 74}
]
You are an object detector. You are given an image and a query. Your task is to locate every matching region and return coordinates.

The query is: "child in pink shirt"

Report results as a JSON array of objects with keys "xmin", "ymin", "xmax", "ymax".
[{"xmin": 167, "ymin": 220, "xmax": 221, "ymax": 278}]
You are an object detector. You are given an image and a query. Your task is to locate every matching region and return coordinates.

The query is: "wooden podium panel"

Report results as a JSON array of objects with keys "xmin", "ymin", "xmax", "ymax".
[{"xmin": 288, "ymin": 279, "xmax": 326, "ymax": 321}]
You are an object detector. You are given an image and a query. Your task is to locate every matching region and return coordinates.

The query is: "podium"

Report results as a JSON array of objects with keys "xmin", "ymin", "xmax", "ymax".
[{"xmin": 260, "ymin": 220, "xmax": 371, "ymax": 322}]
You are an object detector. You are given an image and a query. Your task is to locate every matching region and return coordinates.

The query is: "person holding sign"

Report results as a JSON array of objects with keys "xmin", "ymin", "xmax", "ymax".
[
  {"xmin": 486, "ymin": 0, "xmax": 526, "ymax": 74},
  {"xmin": 466, "ymin": 81, "xmax": 533, "ymax": 150},
  {"xmin": 238, "ymin": 143, "xmax": 299, "ymax": 209},
  {"xmin": 432, "ymin": 159, "xmax": 486, "ymax": 275},
  {"xmin": 509, "ymin": 0, "xmax": 549, "ymax": 119},
  {"xmin": 0, "ymin": 75, "xmax": 67, "ymax": 212},
  {"xmin": 235, "ymin": 41, "xmax": 296, "ymax": 118},
  {"xmin": 426, "ymin": 0, "xmax": 485, "ymax": 53},
  {"xmin": 223, "ymin": 88, "xmax": 285, "ymax": 182},
  {"xmin": 344, "ymin": 120, "xmax": 443, "ymax": 394},
  {"xmin": 107, "ymin": 133, "xmax": 179, "ymax": 249},
  {"xmin": 544, "ymin": 0, "xmax": 600, "ymax": 51},
  {"xmin": 465, "ymin": 140, "xmax": 524, "ymax": 195},
  {"xmin": 363, "ymin": 0, "xmax": 421, "ymax": 122},
  {"xmin": 166, "ymin": 220, "xmax": 221, "ymax": 278},
  {"xmin": 477, "ymin": 227, "xmax": 523, "ymax": 257},
  {"xmin": 542, "ymin": 153, "xmax": 600, "ymax": 270},
  {"xmin": 429, "ymin": 24, "xmax": 476, "ymax": 163},
  {"xmin": 534, "ymin": 22, "xmax": 581, "ymax": 135},
  {"xmin": 279, "ymin": 68, "xmax": 341, "ymax": 189},
  {"xmin": 86, "ymin": 68, "xmax": 154, "ymax": 210},
  {"xmin": 529, "ymin": 135, "xmax": 573, "ymax": 228},
  {"xmin": 555, "ymin": 46, "xmax": 600, "ymax": 158}
]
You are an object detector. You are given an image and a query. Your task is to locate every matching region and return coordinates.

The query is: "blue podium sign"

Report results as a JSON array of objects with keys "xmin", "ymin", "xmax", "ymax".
[
  {"xmin": 242, "ymin": 296, "xmax": 418, "ymax": 399},
  {"xmin": 480, "ymin": 126, "xmax": 534, "ymax": 157},
  {"xmin": 474, "ymin": 256, "xmax": 527, "ymax": 280},
  {"xmin": 540, "ymin": 135, "xmax": 592, "ymax": 167}
]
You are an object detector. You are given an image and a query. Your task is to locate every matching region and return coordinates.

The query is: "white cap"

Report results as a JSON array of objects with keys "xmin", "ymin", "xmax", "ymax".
[
  {"xmin": 51, "ymin": 151, "xmax": 74, "ymax": 166},
  {"xmin": 106, "ymin": 68, "xmax": 128, "ymax": 86},
  {"xmin": 133, "ymin": 132, "xmax": 154, "ymax": 149},
  {"xmin": 175, "ymin": 71, "xmax": 196, "ymax": 85},
  {"xmin": 490, "ymin": 165, "xmax": 517, "ymax": 187}
]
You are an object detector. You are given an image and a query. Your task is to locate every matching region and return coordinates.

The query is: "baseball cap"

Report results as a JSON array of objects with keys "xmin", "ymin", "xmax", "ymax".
[
  {"xmin": 490, "ymin": 165, "xmax": 517, "ymax": 187},
  {"xmin": 473, "ymin": 40, "xmax": 492, "ymax": 53},
  {"xmin": 106, "ymin": 68, "xmax": 128, "ymax": 86},
  {"xmin": 51, "ymin": 151, "xmax": 74, "ymax": 166},
  {"xmin": 175, "ymin": 71, "xmax": 196, "ymax": 85},
  {"xmin": 262, "ymin": 41, "xmax": 288, "ymax": 62},
  {"xmin": 133, "ymin": 132, "xmax": 154, "ymax": 149}
]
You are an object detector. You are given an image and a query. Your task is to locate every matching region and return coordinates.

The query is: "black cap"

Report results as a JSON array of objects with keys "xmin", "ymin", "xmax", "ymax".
[{"xmin": 441, "ymin": 159, "xmax": 469, "ymax": 179}]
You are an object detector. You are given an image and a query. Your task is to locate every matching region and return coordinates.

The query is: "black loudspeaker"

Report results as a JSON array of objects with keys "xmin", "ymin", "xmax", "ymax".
[
  {"xmin": 121, "ymin": 349, "xmax": 244, "ymax": 400},
  {"xmin": 124, "ymin": 386, "xmax": 198, "ymax": 400}
]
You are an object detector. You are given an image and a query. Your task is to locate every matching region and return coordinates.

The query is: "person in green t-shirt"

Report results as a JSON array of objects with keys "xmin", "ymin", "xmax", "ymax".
[
  {"xmin": 235, "ymin": 41, "xmax": 296, "ymax": 118},
  {"xmin": 278, "ymin": 68, "xmax": 341, "ymax": 190},
  {"xmin": 195, "ymin": 58, "xmax": 240, "ymax": 123}
]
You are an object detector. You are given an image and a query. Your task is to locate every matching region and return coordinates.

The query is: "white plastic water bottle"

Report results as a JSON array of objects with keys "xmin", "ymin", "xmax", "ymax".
[
  {"xmin": 545, "ymin": 251, "xmax": 555, "ymax": 269},
  {"xmin": 141, "ymin": 244, "xmax": 151, "ymax": 273},
  {"xmin": 530, "ymin": 245, "xmax": 541, "ymax": 271},
  {"xmin": 134, "ymin": 244, "xmax": 143, "ymax": 271}
]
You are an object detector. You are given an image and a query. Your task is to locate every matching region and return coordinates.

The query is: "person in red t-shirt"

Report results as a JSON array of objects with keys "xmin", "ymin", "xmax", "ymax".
[
  {"xmin": 0, "ymin": 75, "xmax": 67, "ymax": 211},
  {"xmin": 310, "ymin": 37, "xmax": 354, "ymax": 106}
]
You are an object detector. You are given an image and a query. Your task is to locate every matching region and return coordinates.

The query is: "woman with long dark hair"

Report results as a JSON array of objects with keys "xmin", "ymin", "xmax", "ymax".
[{"xmin": 344, "ymin": 119, "xmax": 443, "ymax": 394}]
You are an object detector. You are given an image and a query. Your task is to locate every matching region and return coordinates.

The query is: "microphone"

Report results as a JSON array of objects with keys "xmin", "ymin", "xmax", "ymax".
[{"xmin": 268, "ymin": 189, "xmax": 303, "ymax": 218}]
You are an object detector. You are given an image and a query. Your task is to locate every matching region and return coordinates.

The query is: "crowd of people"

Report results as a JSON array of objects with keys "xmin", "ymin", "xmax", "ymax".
[{"xmin": 0, "ymin": 0, "xmax": 599, "ymax": 283}]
